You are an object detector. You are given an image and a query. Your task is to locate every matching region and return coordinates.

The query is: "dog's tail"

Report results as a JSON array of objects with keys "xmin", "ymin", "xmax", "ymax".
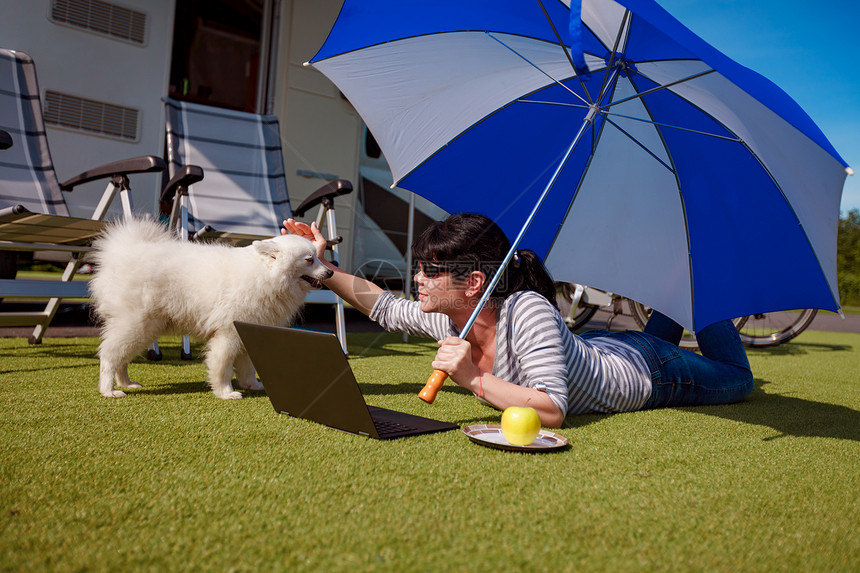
[{"xmin": 91, "ymin": 216, "xmax": 174, "ymax": 257}]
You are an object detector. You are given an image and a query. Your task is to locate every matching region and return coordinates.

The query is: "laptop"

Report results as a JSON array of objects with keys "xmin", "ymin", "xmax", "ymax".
[{"xmin": 234, "ymin": 321, "xmax": 459, "ymax": 439}]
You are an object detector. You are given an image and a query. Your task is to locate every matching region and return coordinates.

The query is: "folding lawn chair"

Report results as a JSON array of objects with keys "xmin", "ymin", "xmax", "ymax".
[
  {"xmin": 157, "ymin": 97, "xmax": 353, "ymax": 357},
  {"xmin": 0, "ymin": 48, "xmax": 166, "ymax": 343}
]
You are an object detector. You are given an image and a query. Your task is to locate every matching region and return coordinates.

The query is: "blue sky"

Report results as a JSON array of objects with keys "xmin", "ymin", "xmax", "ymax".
[{"xmin": 657, "ymin": 0, "xmax": 859, "ymax": 215}]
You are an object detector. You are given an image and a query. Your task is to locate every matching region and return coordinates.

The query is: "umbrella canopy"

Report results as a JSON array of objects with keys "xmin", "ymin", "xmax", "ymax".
[{"xmin": 308, "ymin": 0, "xmax": 850, "ymax": 332}]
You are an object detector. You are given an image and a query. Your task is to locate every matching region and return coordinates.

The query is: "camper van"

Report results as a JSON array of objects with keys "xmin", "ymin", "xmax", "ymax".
[{"xmin": 0, "ymin": 0, "xmax": 444, "ymax": 283}]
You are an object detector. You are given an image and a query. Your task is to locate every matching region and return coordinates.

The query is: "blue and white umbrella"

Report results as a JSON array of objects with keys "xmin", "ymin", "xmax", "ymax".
[{"xmin": 308, "ymin": 0, "xmax": 851, "ymax": 333}]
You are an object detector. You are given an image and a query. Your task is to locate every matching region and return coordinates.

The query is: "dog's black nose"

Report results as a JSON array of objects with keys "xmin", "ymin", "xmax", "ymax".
[{"xmin": 323, "ymin": 268, "xmax": 334, "ymax": 280}]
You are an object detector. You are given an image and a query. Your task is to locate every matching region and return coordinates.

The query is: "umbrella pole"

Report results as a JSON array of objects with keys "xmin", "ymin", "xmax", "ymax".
[
  {"xmin": 419, "ymin": 105, "xmax": 599, "ymax": 403},
  {"xmin": 460, "ymin": 104, "xmax": 599, "ymax": 336}
]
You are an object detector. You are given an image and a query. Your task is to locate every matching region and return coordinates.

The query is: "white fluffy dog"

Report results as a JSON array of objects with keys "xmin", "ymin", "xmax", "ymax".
[{"xmin": 89, "ymin": 217, "xmax": 332, "ymax": 399}]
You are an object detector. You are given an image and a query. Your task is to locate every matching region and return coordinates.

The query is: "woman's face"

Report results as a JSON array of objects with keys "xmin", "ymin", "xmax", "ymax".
[{"xmin": 414, "ymin": 260, "xmax": 469, "ymax": 315}]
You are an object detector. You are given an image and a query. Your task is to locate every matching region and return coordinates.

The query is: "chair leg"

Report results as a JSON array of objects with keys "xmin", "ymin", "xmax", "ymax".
[
  {"xmin": 26, "ymin": 179, "xmax": 136, "ymax": 344},
  {"xmin": 28, "ymin": 304, "xmax": 54, "ymax": 344},
  {"xmin": 334, "ymin": 299, "xmax": 347, "ymax": 357},
  {"xmin": 181, "ymin": 335, "xmax": 192, "ymax": 360},
  {"xmin": 147, "ymin": 337, "xmax": 191, "ymax": 360},
  {"xmin": 28, "ymin": 254, "xmax": 84, "ymax": 344},
  {"xmin": 318, "ymin": 202, "xmax": 348, "ymax": 356},
  {"xmin": 147, "ymin": 341, "xmax": 163, "ymax": 361},
  {"xmin": 177, "ymin": 199, "xmax": 192, "ymax": 360}
]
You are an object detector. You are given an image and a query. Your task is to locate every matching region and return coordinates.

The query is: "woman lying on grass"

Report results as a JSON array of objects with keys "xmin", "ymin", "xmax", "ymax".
[{"xmin": 283, "ymin": 213, "xmax": 753, "ymax": 428}]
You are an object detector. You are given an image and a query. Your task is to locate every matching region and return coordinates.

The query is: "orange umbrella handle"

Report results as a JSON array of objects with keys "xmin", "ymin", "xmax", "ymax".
[{"xmin": 418, "ymin": 369, "xmax": 448, "ymax": 403}]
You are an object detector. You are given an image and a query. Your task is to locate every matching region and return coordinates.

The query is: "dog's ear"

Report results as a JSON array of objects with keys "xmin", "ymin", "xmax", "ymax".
[{"xmin": 252, "ymin": 240, "xmax": 280, "ymax": 260}]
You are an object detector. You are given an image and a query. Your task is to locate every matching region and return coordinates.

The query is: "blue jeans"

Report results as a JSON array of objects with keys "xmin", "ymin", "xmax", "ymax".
[{"xmin": 582, "ymin": 312, "xmax": 753, "ymax": 409}]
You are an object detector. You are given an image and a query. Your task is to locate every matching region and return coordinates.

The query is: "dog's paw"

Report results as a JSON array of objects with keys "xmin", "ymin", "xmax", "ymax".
[
  {"xmin": 238, "ymin": 378, "xmax": 264, "ymax": 391},
  {"xmin": 116, "ymin": 381, "xmax": 142, "ymax": 389},
  {"xmin": 216, "ymin": 390, "xmax": 244, "ymax": 400},
  {"xmin": 101, "ymin": 390, "xmax": 127, "ymax": 398}
]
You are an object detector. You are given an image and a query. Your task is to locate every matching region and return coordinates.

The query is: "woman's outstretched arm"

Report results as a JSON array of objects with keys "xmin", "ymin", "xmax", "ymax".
[{"xmin": 283, "ymin": 218, "xmax": 384, "ymax": 316}]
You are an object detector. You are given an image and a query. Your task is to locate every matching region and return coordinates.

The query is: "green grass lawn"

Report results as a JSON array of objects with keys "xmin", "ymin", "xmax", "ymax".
[{"xmin": 1, "ymin": 330, "xmax": 858, "ymax": 572}]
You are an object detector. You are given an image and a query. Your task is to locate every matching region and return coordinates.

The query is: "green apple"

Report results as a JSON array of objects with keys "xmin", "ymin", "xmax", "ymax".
[{"xmin": 500, "ymin": 406, "xmax": 541, "ymax": 446}]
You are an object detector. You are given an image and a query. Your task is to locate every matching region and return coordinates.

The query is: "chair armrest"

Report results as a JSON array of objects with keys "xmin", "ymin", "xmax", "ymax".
[
  {"xmin": 293, "ymin": 179, "xmax": 353, "ymax": 217},
  {"xmin": 0, "ymin": 129, "xmax": 11, "ymax": 150},
  {"xmin": 0, "ymin": 204, "xmax": 31, "ymax": 218},
  {"xmin": 60, "ymin": 155, "xmax": 166, "ymax": 191},
  {"xmin": 160, "ymin": 165, "xmax": 204, "ymax": 202}
]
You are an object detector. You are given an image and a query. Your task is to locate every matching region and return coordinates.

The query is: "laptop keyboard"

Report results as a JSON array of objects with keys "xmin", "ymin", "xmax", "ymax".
[{"xmin": 373, "ymin": 418, "xmax": 419, "ymax": 437}]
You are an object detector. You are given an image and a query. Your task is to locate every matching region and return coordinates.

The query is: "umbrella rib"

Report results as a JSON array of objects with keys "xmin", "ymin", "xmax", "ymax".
[
  {"xmin": 598, "ymin": 10, "xmax": 632, "ymax": 104},
  {"xmin": 485, "ymin": 32, "xmax": 589, "ymax": 107},
  {"xmin": 624, "ymin": 72, "xmax": 696, "ymax": 330},
  {"xmin": 602, "ymin": 116, "xmax": 675, "ymax": 173},
  {"xmin": 518, "ymin": 99, "xmax": 591, "ymax": 110},
  {"xmin": 534, "ymin": 0, "xmax": 593, "ymax": 103},
  {"xmin": 651, "ymin": 84, "xmax": 833, "ymax": 304},
  {"xmin": 603, "ymin": 69, "xmax": 716, "ymax": 110},
  {"xmin": 459, "ymin": 104, "xmax": 601, "ymax": 337},
  {"xmin": 602, "ymin": 110, "xmax": 742, "ymax": 142},
  {"xmin": 543, "ymin": 99, "xmax": 616, "ymax": 268}
]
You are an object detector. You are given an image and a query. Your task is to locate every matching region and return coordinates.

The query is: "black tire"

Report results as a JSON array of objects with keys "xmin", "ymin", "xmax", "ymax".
[
  {"xmin": 566, "ymin": 303, "xmax": 599, "ymax": 331},
  {"xmin": 355, "ymin": 259, "xmax": 406, "ymax": 292},
  {"xmin": 556, "ymin": 283, "xmax": 599, "ymax": 331},
  {"xmin": 735, "ymin": 309, "xmax": 818, "ymax": 347}
]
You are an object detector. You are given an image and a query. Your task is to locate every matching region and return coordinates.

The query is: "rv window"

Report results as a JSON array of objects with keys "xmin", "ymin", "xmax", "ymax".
[{"xmin": 168, "ymin": 0, "xmax": 265, "ymax": 112}]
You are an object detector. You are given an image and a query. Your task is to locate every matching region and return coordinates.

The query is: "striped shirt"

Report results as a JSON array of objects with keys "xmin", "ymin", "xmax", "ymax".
[{"xmin": 370, "ymin": 291, "xmax": 652, "ymax": 414}]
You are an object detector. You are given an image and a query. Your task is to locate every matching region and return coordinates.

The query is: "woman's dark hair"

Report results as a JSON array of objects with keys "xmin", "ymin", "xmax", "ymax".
[{"xmin": 412, "ymin": 213, "xmax": 557, "ymax": 309}]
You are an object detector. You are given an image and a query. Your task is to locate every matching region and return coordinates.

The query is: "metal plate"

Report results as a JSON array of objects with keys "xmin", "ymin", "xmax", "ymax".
[{"xmin": 462, "ymin": 424, "xmax": 568, "ymax": 452}]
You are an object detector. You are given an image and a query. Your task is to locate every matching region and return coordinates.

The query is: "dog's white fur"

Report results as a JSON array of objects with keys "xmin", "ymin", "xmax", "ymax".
[{"xmin": 89, "ymin": 217, "xmax": 332, "ymax": 399}]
